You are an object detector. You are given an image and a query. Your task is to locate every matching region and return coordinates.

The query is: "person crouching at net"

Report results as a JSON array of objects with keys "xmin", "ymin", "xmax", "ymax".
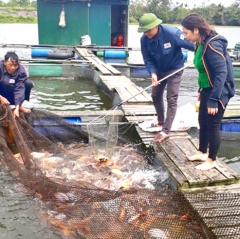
[
  {"xmin": 0, "ymin": 51, "xmax": 34, "ymax": 117},
  {"xmin": 138, "ymin": 13, "xmax": 195, "ymax": 142}
]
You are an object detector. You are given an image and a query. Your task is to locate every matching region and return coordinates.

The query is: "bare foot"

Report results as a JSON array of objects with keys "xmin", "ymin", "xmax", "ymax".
[
  {"xmin": 185, "ymin": 151, "xmax": 208, "ymax": 162},
  {"xmin": 19, "ymin": 106, "xmax": 31, "ymax": 113},
  {"xmin": 195, "ymin": 159, "xmax": 216, "ymax": 171},
  {"xmin": 155, "ymin": 124, "xmax": 163, "ymax": 130},
  {"xmin": 153, "ymin": 131, "xmax": 169, "ymax": 142}
]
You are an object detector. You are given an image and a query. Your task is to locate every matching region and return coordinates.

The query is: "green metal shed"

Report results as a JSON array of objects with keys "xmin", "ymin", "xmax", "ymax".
[{"xmin": 37, "ymin": 0, "xmax": 129, "ymax": 46}]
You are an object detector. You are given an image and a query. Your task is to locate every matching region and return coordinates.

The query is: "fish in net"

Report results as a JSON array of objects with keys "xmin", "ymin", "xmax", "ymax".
[
  {"xmin": 0, "ymin": 105, "xmax": 234, "ymax": 239},
  {"xmin": 87, "ymin": 110, "xmax": 120, "ymax": 160}
]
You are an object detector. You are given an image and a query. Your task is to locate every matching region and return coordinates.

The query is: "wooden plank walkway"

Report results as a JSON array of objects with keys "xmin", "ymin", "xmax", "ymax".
[
  {"xmin": 223, "ymin": 101, "xmax": 240, "ymax": 117},
  {"xmin": 152, "ymin": 133, "xmax": 238, "ymax": 190},
  {"xmin": 99, "ymin": 75, "xmax": 152, "ymax": 104},
  {"xmin": 75, "ymin": 47, "xmax": 122, "ymax": 75}
]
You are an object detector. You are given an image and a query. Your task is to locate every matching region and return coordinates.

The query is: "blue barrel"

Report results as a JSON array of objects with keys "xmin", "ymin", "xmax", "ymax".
[
  {"xmin": 130, "ymin": 67, "xmax": 150, "ymax": 78},
  {"xmin": 182, "ymin": 50, "xmax": 188, "ymax": 61},
  {"xmin": 104, "ymin": 50, "xmax": 127, "ymax": 59},
  {"xmin": 31, "ymin": 47, "xmax": 53, "ymax": 58}
]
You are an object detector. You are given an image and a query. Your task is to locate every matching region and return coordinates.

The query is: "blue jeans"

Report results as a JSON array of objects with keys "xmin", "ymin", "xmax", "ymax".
[{"xmin": 151, "ymin": 69, "xmax": 183, "ymax": 134}]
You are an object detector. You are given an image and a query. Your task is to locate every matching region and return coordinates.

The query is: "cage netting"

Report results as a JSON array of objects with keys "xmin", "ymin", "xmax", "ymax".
[
  {"xmin": 0, "ymin": 105, "xmax": 238, "ymax": 239},
  {"xmin": 87, "ymin": 110, "xmax": 120, "ymax": 160}
]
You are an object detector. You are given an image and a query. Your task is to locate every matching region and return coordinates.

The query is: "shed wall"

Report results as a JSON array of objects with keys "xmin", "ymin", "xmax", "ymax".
[{"xmin": 37, "ymin": 0, "xmax": 129, "ymax": 46}]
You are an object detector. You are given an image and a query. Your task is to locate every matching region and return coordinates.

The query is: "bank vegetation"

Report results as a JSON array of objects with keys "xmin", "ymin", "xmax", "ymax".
[
  {"xmin": 0, "ymin": 0, "xmax": 36, "ymax": 23},
  {"xmin": 0, "ymin": 0, "xmax": 240, "ymax": 26},
  {"xmin": 130, "ymin": 0, "xmax": 240, "ymax": 26}
]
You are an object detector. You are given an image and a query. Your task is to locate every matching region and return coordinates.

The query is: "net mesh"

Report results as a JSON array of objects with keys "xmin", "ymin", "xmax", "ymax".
[
  {"xmin": 87, "ymin": 110, "xmax": 119, "ymax": 160},
  {"xmin": 0, "ymin": 105, "xmax": 239, "ymax": 239}
]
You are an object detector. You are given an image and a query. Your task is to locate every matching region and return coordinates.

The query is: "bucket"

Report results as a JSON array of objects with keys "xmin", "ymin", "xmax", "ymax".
[
  {"xmin": 81, "ymin": 35, "xmax": 91, "ymax": 46},
  {"xmin": 31, "ymin": 47, "xmax": 53, "ymax": 58},
  {"xmin": 104, "ymin": 50, "xmax": 127, "ymax": 59}
]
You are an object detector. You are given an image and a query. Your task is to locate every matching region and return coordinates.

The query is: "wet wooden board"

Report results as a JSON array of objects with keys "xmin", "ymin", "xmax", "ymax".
[
  {"xmin": 92, "ymin": 57, "xmax": 122, "ymax": 75},
  {"xmin": 76, "ymin": 47, "xmax": 122, "ymax": 75},
  {"xmin": 121, "ymin": 105, "xmax": 156, "ymax": 115},
  {"xmin": 75, "ymin": 47, "xmax": 95, "ymax": 57},
  {"xmin": 85, "ymin": 56, "xmax": 112, "ymax": 75},
  {"xmin": 125, "ymin": 115, "xmax": 157, "ymax": 123},
  {"xmin": 182, "ymin": 182, "xmax": 240, "ymax": 194},
  {"xmin": 153, "ymin": 134, "xmax": 239, "ymax": 190},
  {"xmin": 99, "ymin": 76, "xmax": 152, "ymax": 104},
  {"xmin": 115, "ymin": 85, "xmax": 152, "ymax": 103},
  {"xmin": 134, "ymin": 126, "xmax": 189, "ymax": 146},
  {"xmin": 115, "ymin": 86, "xmax": 138, "ymax": 103},
  {"xmin": 99, "ymin": 75, "xmax": 133, "ymax": 90},
  {"xmin": 224, "ymin": 101, "xmax": 240, "ymax": 118},
  {"xmin": 93, "ymin": 58, "xmax": 121, "ymax": 75}
]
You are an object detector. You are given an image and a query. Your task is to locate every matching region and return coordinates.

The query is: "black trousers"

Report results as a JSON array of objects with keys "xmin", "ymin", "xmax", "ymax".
[{"xmin": 198, "ymin": 87, "xmax": 226, "ymax": 161}]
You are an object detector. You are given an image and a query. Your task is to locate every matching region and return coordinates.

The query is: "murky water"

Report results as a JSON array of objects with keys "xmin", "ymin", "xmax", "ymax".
[
  {"xmin": 26, "ymin": 77, "xmax": 113, "ymax": 111},
  {"xmin": 0, "ymin": 166, "xmax": 62, "ymax": 239}
]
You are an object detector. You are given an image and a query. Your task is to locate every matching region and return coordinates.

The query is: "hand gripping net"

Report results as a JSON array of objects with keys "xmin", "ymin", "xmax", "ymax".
[{"xmin": 0, "ymin": 105, "xmax": 236, "ymax": 239}]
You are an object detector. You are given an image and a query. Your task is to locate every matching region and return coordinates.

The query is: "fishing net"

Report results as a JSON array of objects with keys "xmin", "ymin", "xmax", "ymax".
[
  {"xmin": 0, "ymin": 105, "xmax": 239, "ymax": 239},
  {"xmin": 87, "ymin": 109, "xmax": 120, "ymax": 160}
]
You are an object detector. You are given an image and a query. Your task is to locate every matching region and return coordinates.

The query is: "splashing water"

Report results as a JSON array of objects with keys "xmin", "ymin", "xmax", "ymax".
[{"xmin": 24, "ymin": 144, "xmax": 169, "ymax": 191}]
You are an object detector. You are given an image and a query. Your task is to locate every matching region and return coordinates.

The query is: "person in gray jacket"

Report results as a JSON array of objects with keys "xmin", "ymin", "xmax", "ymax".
[
  {"xmin": 138, "ymin": 13, "xmax": 194, "ymax": 142},
  {"xmin": 0, "ymin": 51, "xmax": 34, "ymax": 117}
]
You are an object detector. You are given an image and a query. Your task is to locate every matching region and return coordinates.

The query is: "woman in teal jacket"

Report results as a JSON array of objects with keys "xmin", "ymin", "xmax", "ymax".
[{"xmin": 182, "ymin": 13, "xmax": 234, "ymax": 170}]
